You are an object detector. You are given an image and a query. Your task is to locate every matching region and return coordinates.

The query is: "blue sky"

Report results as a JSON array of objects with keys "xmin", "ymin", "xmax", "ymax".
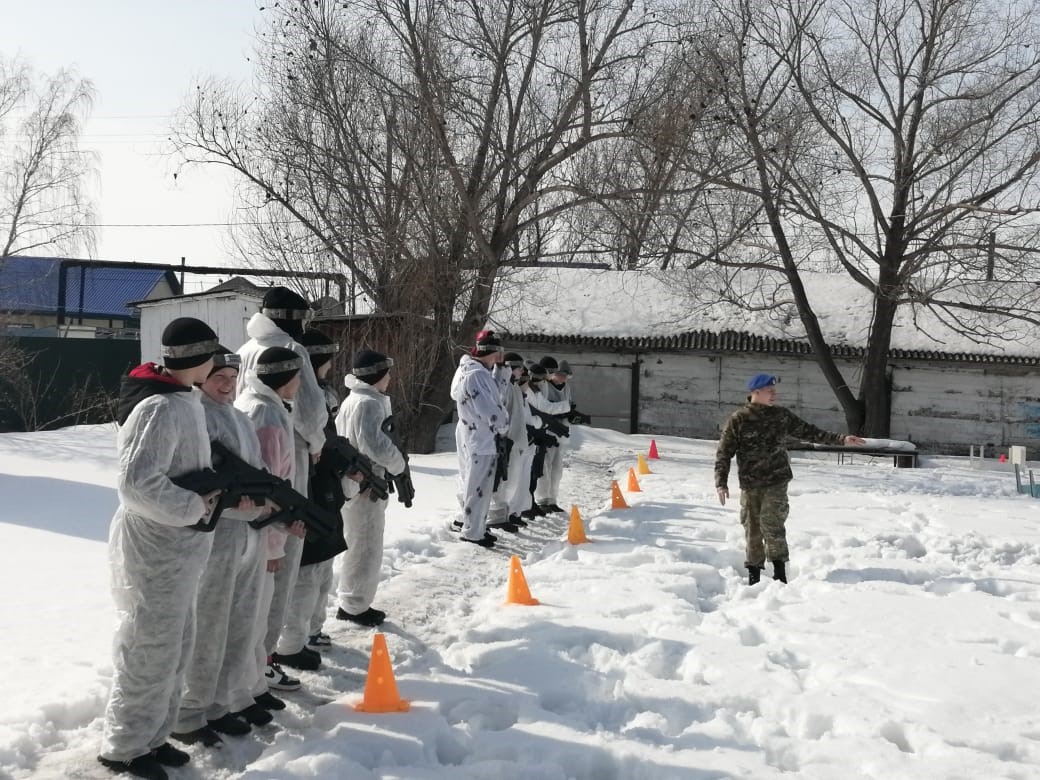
[{"xmin": 2, "ymin": 1, "xmax": 261, "ymax": 278}]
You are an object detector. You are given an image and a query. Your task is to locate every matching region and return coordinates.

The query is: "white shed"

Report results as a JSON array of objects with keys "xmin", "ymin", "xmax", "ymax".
[{"xmin": 136, "ymin": 289, "xmax": 264, "ymax": 364}]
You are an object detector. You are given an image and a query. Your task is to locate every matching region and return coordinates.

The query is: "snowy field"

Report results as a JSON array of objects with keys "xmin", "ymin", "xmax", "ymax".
[{"xmin": 3, "ymin": 423, "xmax": 1040, "ymax": 779}]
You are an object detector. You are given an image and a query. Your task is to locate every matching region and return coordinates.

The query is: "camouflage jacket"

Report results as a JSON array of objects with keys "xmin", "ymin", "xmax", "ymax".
[{"xmin": 714, "ymin": 403, "xmax": 845, "ymax": 490}]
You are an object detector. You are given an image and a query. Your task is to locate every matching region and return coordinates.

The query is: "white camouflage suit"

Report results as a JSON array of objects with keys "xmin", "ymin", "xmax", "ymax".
[
  {"xmin": 451, "ymin": 355, "xmax": 509, "ymax": 541},
  {"xmin": 335, "ymin": 374, "xmax": 407, "ymax": 615},
  {"xmin": 534, "ymin": 378, "xmax": 572, "ymax": 508},
  {"xmin": 489, "ymin": 366, "xmax": 535, "ymax": 524},
  {"xmin": 100, "ymin": 384, "xmax": 213, "ymax": 763},
  {"xmin": 236, "ymin": 312, "xmax": 327, "ymax": 656},
  {"xmin": 175, "ymin": 394, "xmax": 267, "ymax": 733}
]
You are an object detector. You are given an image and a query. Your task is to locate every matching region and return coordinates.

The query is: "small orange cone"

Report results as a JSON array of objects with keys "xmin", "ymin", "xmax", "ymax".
[
  {"xmin": 354, "ymin": 633, "xmax": 410, "ymax": 713},
  {"xmin": 610, "ymin": 480, "xmax": 629, "ymax": 509},
  {"xmin": 627, "ymin": 467, "xmax": 642, "ymax": 492},
  {"xmin": 504, "ymin": 555, "xmax": 540, "ymax": 605},
  {"xmin": 637, "ymin": 453, "xmax": 652, "ymax": 475},
  {"xmin": 567, "ymin": 505, "xmax": 590, "ymax": 544},
  {"xmin": 648, "ymin": 440, "xmax": 660, "ymax": 459}
]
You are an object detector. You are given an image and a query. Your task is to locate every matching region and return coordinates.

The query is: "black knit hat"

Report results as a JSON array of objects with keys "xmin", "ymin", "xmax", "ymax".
[
  {"xmin": 353, "ymin": 348, "xmax": 394, "ymax": 385},
  {"xmin": 299, "ymin": 328, "xmax": 339, "ymax": 370},
  {"xmin": 502, "ymin": 351, "xmax": 524, "ymax": 368},
  {"xmin": 262, "ymin": 286, "xmax": 312, "ymax": 339},
  {"xmin": 526, "ymin": 360, "xmax": 547, "ymax": 382},
  {"xmin": 540, "ymin": 356, "xmax": 559, "ymax": 372},
  {"xmin": 161, "ymin": 317, "xmax": 219, "ymax": 370},
  {"xmin": 208, "ymin": 345, "xmax": 241, "ymax": 377},
  {"xmin": 471, "ymin": 329, "xmax": 503, "ymax": 357},
  {"xmin": 256, "ymin": 346, "xmax": 303, "ymax": 391}
]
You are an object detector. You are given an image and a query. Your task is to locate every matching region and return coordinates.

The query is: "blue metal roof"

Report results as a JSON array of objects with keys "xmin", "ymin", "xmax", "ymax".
[{"xmin": 0, "ymin": 256, "xmax": 174, "ymax": 319}]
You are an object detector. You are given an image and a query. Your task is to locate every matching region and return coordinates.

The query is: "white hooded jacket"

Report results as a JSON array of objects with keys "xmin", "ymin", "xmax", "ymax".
[
  {"xmin": 235, "ymin": 374, "xmax": 296, "ymax": 558},
  {"xmin": 336, "ymin": 375, "xmax": 406, "ymax": 479},
  {"xmin": 236, "ymin": 312, "xmax": 326, "ymax": 456},
  {"xmin": 200, "ymin": 393, "xmax": 267, "ymax": 524}
]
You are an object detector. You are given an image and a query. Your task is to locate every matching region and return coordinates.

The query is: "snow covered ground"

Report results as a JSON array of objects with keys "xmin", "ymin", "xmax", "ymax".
[{"xmin": 3, "ymin": 423, "xmax": 1040, "ymax": 779}]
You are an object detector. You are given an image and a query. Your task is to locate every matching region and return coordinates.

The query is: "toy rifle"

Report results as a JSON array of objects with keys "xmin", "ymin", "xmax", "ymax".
[
  {"xmin": 493, "ymin": 433, "xmax": 512, "ymax": 492},
  {"xmin": 318, "ymin": 434, "xmax": 390, "ymax": 502},
  {"xmin": 532, "ymin": 408, "xmax": 570, "ymax": 438},
  {"xmin": 379, "ymin": 415, "xmax": 415, "ymax": 508},
  {"xmin": 567, "ymin": 404, "xmax": 592, "ymax": 425},
  {"xmin": 173, "ymin": 440, "xmax": 339, "ymax": 537}
]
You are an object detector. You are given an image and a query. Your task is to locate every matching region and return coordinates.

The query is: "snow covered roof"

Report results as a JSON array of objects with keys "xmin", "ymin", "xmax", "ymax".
[{"xmin": 487, "ymin": 267, "xmax": 1040, "ymax": 363}]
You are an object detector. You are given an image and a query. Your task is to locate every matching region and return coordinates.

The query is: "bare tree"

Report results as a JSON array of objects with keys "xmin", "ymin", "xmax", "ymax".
[
  {"xmin": 677, "ymin": 0, "xmax": 1040, "ymax": 435},
  {"xmin": 0, "ymin": 58, "xmax": 95, "ymax": 259},
  {"xmin": 171, "ymin": 0, "xmax": 667, "ymax": 449}
]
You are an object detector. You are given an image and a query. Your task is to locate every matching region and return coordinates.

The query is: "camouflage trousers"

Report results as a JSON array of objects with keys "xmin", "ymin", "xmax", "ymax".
[{"xmin": 739, "ymin": 482, "xmax": 790, "ymax": 568}]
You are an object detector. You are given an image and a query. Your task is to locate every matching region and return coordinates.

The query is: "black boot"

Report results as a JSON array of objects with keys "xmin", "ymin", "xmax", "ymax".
[
  {"xmin": 773, "ymin": 560, "xmax": 787, "ymax": 584},
  {"xmin": 747, "ymin": 566, "xmax": 762, "ymax": 586},
  {"xmin": 97, "ymin": 754, "xmax": 168, "ymax": 779}
]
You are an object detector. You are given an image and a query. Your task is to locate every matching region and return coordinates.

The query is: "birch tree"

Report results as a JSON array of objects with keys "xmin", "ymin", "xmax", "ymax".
[{"xmin": 0, "ymin": 58, "xmax": 95, "ymax": 259}]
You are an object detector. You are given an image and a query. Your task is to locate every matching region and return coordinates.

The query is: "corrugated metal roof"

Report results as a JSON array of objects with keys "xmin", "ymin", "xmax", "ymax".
[
  {"xmin": 0, "ymin": 257, "xmax": 173, "ymax": 319},
  {"xmin": 501, "ymin": 329, "xmax": 1040, "ymax": 365}
]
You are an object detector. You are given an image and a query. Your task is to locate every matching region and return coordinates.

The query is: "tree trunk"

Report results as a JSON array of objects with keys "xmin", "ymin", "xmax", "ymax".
[
  {"xmin": 407, "ymin": 349, "xmax": 457, "ymax": 454},
  {"xmin": 858, "ymin": 283, "xmax": 899, "ymax": 437}
]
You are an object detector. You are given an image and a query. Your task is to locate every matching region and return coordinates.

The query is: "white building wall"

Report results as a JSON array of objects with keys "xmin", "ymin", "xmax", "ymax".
[
  {"xmin": 138, "ymin": 292, "xmax": 263, "ymax": 364},
  {"xmin": 890, "ymin": 362, "xmax": 1040, "ymax": 454},
  {"xmin": 508, "ymin": 343, "xmax": 1040, "ymax": 455}
]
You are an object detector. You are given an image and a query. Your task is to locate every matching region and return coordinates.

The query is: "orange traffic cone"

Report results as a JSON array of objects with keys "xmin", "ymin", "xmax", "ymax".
[
  {"xmin": 354, "ymin": 633, "xmax": 410, "ymax": 713},
  {"xmin": 610, "ymin": 480, "xmax": 629, "ymax": 509},
  {"xmin": 637, "ymin": 453, "xmax": 652, "ymax": 475},
  {"xmin": 627, "ymin": 468, "xmax": 641, "ymax": 492},
  {"xmin": 648, "ymin": 439, "xmax": 660, "ymax": 459},
  {"xmin": 504, "ymin": 555, "xmax": 540, "ymax": 605},
  {"xmin": 567, "ymin": 505, "xmax": 590, "ymax": 544}
]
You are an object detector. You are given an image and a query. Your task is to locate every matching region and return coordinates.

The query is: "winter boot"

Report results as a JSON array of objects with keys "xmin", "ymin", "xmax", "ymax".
[
  {"xmin": 151, "ymin": 743, "xmax": 189, "ymax": 768},
  {"xmin": 207, "ymin": 713, "xmax": 251, "ymax": 736},
  {"xmin": 460, "ymin": 535, "xmax": 495, "ymax": 548},
  {"xmin": 773, "ymin": 560, "xmax": 787, "ymax": 584},
  {"xmin": 307, "ymin": 632, "xmax": 332, "ymax": 648},
  {"xmin": 170, "ymin": 726, "xmax": 223, "ymax": 747},
  {"xmin": 272, "ymin": 649, "xmax": 320, "ymax": 671},
  {"xmin": 97, "ymin": 754, "xmax": 168, "ymax": 780},
  {"xmin": 747, "ymin": 566, "xmax": 762, "ymax": 586},
  {"xmin": 235, "ymin": 703, "xmax": 274, "ymax": 726},
  {"xmin": 254, "ymin": 691, "xmax": 286, "ymax": 711},
  {"xmin": 487, "ymin": 519, "xmax": 520, "ymax": 533},
  {"xmin": 336, "ymin": 606, "xmax": 386, "ymax": 626},
  {"xmin": 510, "ymin": 513, "xmax": 528, "ymax": 527}
]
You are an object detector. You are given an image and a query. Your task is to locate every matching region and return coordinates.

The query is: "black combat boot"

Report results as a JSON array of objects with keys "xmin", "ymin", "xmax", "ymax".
[
  {"xmin": 773, "ymin": 560, "xmax": 787, "ymax": 584},
  {"xmin": 747, "ymin": 566, "xmax": 762, "ymax": 585}
]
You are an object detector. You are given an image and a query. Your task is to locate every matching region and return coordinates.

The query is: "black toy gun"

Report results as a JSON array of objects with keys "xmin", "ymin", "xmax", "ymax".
[
  {"xmin": 567, "ymin": 403, "xmax": 592, "ymax": 425},
  {"xmin": 493, "ymin": 433, "xmax": 513, "ymax": 492},
  {"xmin": 173, "ymin": 440, "xmax": 339, "ymax": 537},
  {"xmin": 321, "ymin": 434, "xmax": 390, "ymax": 502},
  {"xmin": 379, "ymin": 415, "xmax": 415, "ymax": 508},
  {"xmin": 533, "ymin": 409, "xmax": 570, "ymax": 438},
  {"xmin": 527, "ymin": 423, "xmax": 558, "ymax": 449}
]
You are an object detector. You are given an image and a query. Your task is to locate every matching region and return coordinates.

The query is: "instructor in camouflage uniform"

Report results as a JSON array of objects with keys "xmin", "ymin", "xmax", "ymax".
[{"xmin": 714, "ymin": 373, "xmax": 865, "ymax": 585}]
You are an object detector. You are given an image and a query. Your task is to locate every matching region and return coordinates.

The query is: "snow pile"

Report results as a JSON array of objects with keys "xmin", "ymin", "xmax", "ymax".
[
  {"xmin": 4, "ymin": 424, "xmax": 1040, "ymax": 778},
  {"xmin": 488, "ymin": 267, "xmax": 1040, "ymax": 358}
]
